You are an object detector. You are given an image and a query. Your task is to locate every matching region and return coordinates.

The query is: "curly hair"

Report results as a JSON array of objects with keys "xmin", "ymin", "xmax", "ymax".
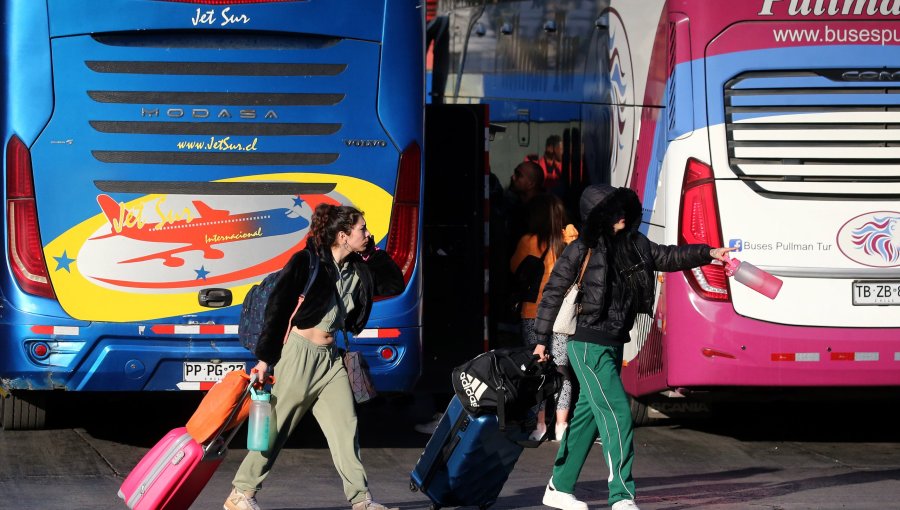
[{"xmin": 308, "ymin": 203, "xmax": 364, "ymax": 252}]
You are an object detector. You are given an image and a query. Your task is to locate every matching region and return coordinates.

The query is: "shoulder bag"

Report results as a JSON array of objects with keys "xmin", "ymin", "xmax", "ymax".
[
  {"xmin": 340, "ymin": 330, "xmax": 378, "ymax": 404},
  {"xmin": 552, "ymin": 248, "xmax": 592, "ymax": 335},
  {"xmin": 332, "ymin": 264, "xmax": 378, "ymax": 404}
]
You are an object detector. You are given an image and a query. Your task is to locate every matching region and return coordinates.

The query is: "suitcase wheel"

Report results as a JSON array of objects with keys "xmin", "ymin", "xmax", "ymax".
[
  {"xmin": 408, "ymin": 478, "xmax": 418, "ymax": 492},
  {"xmin": 429, "ymin": 505, "xmax": 441, "ymax": 510}
]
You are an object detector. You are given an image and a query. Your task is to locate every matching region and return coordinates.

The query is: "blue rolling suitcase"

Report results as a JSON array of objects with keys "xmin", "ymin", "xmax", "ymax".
[{"xmin": 409, "ymin": 396, "xmax": 529, "ymax": 510}]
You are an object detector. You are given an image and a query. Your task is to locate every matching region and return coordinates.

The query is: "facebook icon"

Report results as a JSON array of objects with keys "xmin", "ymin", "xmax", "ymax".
[{"xmin": 728, "ymin": 239, "xmax": 743, "ymax": 251}]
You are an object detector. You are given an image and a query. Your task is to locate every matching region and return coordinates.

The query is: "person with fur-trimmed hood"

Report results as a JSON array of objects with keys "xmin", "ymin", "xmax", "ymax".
[{"xmin": 533, "ymin": 185, "xmax": 735, "ymax": 510}]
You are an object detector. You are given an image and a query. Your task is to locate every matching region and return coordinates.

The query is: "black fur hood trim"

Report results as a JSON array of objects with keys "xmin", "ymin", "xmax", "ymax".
[{"xmin": 580, "ymin": 185, "xmax": 643, "ymax": 247}]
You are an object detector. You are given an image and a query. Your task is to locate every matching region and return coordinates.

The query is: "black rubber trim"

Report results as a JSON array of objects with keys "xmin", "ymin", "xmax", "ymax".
[
  {"xmin": 88, "ymin": 91, "xmax": 344, "ymax": 106},
  {"xmin": 86, "ymin": 61, "xmax": 346, "ymax": 76},
  {"xmin": 92, "ymin": 151, "xmax": 338, "ymax": 165},
  {"xmin": 93, "ymin": 180, "xmax": 337, "ymax": 195},
  {"xmin": 89, "ymin": 121, "xmax": 340, "ymax": 136}
]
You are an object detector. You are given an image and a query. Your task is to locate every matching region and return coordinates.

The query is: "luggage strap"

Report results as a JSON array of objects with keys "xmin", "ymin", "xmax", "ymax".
[
  {"xmin": 201, "ymin": 372, "xmax": 258, "ymax": 461},
  {"xmin": 420, "ymin": 405, "xmax": 468, "ymax": 489}
]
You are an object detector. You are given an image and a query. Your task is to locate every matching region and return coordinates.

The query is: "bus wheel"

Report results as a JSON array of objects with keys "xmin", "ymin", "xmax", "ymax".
[
  {"xmin": 629, "ymin": 396, "xmax": 650, "ymax": 427},
  {"xmin": 1, "ymin": 391, "xmax": 47, "ymax": 430}
]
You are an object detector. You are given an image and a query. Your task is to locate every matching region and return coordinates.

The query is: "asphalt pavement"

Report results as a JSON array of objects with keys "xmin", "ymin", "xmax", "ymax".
[{"xmin": 1, "ymin": 392, "xmax": 899, "ymax": 510}]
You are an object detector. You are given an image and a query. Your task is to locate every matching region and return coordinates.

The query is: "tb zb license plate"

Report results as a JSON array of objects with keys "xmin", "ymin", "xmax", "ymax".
[
  {"xmin": 852, "ymin": 280, "xmax": 900, "ymax": 306},
  {"xmin": 183, "ymin": 362, "xmax": 247, "ymax": 382}
]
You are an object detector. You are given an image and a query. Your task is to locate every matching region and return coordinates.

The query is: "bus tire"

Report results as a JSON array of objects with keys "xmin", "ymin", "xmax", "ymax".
[
  {"xmin": 1, "ymin": 391, "xmax": 47, "ymax": 430},
  {"xmin": 629, "ymin": 396, "xmax": 650, "ymax": 427}
]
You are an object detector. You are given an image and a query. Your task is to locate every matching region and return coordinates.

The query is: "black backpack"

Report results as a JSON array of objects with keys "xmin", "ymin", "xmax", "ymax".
[
  {"xmin": 509, "ymin": 248, "xmax": 548, "ymax": 313},
  {"xmin": 238, "ymin": 250, "xmax": 319, "ymax": 354},
  {"xmin": 451, "ymin": 346, "xmax": 561, "ymax": 428}
]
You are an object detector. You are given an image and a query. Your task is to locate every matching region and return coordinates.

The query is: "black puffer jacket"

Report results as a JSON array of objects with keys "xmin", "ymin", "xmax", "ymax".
[
  {"xmin": 255, "ymin": 241, "xmax": 404, "ymax": 365},
  {"xmin": 534, "ymin": 185, "xmax": 712, "ymax": 347}
]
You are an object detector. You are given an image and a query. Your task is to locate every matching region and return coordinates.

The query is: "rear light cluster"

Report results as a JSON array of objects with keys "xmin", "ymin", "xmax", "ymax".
[
  {"xmin": 379, "ymin": 346, "xmax": 397, "ymax": 362},
  {"xmin": 6, "ymin": 136, "xmax": 54, "ymax": 299},
  {"xmin": 678, "ymin": 158, "xmax": 728, "ymax": 301},
  {"xmin": 385, "ymin": 143, "xmax": 421, "ymax": 287}
]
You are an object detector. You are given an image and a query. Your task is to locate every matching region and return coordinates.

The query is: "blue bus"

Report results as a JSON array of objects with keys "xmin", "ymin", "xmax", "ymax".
[{"xmin": 1, "ymin": 0, "xmax": 424, "ymax": 429}]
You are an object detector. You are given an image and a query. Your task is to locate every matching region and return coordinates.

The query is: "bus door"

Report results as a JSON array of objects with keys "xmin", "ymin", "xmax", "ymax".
[{"xmin": 421, "ymin": 104, "xmax": 488, "ymax": 392}]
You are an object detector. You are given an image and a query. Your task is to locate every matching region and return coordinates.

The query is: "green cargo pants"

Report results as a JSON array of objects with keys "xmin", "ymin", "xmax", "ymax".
[
  {"xmin": 232, "ymin": 331, "xmax": 369, "ymax": 505},
  {"xmin": 550, "ymin": 340, "xmax": 636, "ymax": 507}
]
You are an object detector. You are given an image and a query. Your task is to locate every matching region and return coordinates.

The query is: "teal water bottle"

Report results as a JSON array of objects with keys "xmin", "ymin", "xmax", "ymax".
[{"xmin": 247, "ymin": 387, "xmax": 272, "ymax": 452}]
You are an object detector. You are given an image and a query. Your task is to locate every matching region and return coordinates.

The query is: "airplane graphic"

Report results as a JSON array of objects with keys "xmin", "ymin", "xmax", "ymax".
[{"xmin": 92, "ymin": 194, "xmax": 309, "ymax": 267}]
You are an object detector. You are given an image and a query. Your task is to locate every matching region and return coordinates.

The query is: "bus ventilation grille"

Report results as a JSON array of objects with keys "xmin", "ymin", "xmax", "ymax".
[{"xmin": 724, "ymin": 70, "xmax": 900, "ymax": 200}]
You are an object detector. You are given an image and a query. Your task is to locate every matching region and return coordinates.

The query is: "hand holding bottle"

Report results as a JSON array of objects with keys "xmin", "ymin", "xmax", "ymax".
[
  {"xmin": 723, "ymin": 254, "xmax": 783, "ymax": 300},
  {"xmin": 709, "ymin": 246, "xmax": 739, "ymax": 261}
]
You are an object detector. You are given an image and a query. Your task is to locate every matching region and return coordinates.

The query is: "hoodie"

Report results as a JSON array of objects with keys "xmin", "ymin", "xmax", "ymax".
[{"xmin": 533, "ymin": 185, "xmax": 713, "ymax": 347}]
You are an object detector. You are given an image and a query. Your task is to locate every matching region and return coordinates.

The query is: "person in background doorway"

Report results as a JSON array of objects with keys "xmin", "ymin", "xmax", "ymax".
[
  {"xmin": 527, "ymin": 134, "xmax": 563, "ymax": 192},
  {"xmin": 533, "ymin": 185, "xmax": 737, "ymax": 510},
  {"xmin": 509, "ymin": 193, "xmax": 578, "ymax": 442},
  {"xmin": 505, "ymin": 160, "xmax": 545, "ymax": 256}
]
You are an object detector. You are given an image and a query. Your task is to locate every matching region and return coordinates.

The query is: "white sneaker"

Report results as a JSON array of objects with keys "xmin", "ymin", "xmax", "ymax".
[
  {"xmin": 542, "ymin": 478, "xmax": 588, "ymax": 510},
  {"xmin": 414, "ymin": 413, "xmax": 441, "ymax": 435},
  {"xmin": 611, "ymin": 500, "xmax": 640, "ymax": 510},
  {"xmin": 529, "ymin": 424, "xmax": 548, "ymax": 441}
]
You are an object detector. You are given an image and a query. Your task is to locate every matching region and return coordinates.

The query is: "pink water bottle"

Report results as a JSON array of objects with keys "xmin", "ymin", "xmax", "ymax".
[{"xmin": 723, "ymin": 255, "xmax": 783, "ymax": 300}]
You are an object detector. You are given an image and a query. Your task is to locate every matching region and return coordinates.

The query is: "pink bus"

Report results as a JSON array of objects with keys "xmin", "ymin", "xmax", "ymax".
[
  {"xmin": 433, "ymin": 0, "xmax": 900, "ymax": 420},
  {"xmin": 615, "ymin": 0, "xmax": 900, "ymax": 419}
]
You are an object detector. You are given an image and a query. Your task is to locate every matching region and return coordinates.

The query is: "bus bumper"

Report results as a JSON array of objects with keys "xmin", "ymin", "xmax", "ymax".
[
  {"xmin": 0, "ymin": 320, "xmax": 421, "ymax": 393},
  {"xmin": 664, "ymin": 275, "xmax": 900, "ymax": 388}
]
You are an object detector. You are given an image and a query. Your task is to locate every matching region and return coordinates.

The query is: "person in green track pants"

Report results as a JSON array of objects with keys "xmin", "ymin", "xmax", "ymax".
[{"xmin": 532, "ymin": 185, "xmax": 736, "ymax": 510}]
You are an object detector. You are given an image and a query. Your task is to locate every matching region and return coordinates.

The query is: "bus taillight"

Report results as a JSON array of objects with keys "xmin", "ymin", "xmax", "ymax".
[
  {"xmin": 6, "ymin": 136, "xmax": 54, "ymax": 299},
  {"xmin": 386, "ymin": 142, "xmax": 421, "ymax": 286},
  {"xmin": 678, "ymin": 158, "xmax": 728, "ymax": 301}
]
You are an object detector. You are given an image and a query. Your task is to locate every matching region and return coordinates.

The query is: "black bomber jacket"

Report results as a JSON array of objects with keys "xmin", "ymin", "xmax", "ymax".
[
  {"xmin": 254, "ymin": 242, "xmax": 404, "ymax": 365},
  {"xmin": 534, "ymin": 185, "xmax": 713, "ymax": 347}
]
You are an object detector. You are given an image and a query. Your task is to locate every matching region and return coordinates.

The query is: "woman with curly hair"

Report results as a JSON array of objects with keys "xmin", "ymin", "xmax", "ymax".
[{"xmin": 225, "ymin": 203, "xmax": 403, "ymax": 510}]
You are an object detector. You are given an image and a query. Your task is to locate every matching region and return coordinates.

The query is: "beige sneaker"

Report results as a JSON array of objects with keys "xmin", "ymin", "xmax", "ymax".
[
  {"xmin": 351, "ymin": 492, "xmax": 398, "ymax": 510},
  {"xmin": 224, "ymin": 487, "xmax": 261, "ymax": 510}
]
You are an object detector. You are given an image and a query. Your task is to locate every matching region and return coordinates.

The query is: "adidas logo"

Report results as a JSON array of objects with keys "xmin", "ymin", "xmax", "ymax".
[{"xmin": 458, "ymin": 371, "xmax": 487, "ymax": 408}]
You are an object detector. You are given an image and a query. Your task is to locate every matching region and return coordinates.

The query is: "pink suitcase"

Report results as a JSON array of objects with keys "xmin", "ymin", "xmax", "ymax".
[
  {"xmin": 118, "ymin": 375, "xmax": 257, "ymax": 509},
  {"xmin": 117, "ymin": 427, "xmax": 223, "ymax": 510}
]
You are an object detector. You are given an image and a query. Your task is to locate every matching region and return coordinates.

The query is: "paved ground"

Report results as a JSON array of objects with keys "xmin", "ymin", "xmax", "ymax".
[{"xmin": 1, "ymin": 392, "xmax": 898, "ymax": 510}]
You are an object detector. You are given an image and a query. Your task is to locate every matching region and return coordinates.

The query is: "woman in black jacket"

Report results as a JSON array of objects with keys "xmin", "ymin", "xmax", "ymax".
[
  {"xmin": 533, "ymin": 185, "xmax": 735, "ymax": 510},
  {"xmin": 226, "ymin": 204, "xmax": 403, "ymax": 510}
]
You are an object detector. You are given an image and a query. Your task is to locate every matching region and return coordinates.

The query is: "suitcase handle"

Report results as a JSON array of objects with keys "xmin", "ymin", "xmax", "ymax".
[{"xmin": 201, "ymin": 372, "xmax": 259, "ymax": 461}]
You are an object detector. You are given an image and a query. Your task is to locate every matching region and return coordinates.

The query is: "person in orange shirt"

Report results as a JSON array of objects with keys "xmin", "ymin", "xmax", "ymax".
[
  {"xmin": 510, "ymin": 193, "xmax": 578, "ymax": 441},
  {"xmin": 526, "ymin": 135, "xmax": 563, "ymax": 192}
]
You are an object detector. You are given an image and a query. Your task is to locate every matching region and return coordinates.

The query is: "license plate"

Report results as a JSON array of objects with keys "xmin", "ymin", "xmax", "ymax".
[
  {"xmin": 183, "ymin": 362, "xmax": 247, "ymax": 382},
  {"xmin": 852, "ymin": 280, "xmax": 900, "ymax": 306}
]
